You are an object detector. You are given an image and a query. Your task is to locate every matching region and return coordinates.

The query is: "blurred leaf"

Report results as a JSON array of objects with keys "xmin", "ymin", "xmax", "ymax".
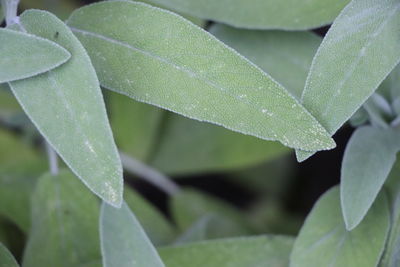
[
  {"xmin": 290, "ymin": 187, "xmax": 389, "ymax": 267},
  {"xmin": 341, "ymin": 126, "xmax": 399, "ymax": 230},
  {"xmin": 9, "ymin": 10, "xmax": 123, "ymax": 206},
  {"xmin": 108, "ymin": 92, "xmax": 163, "ymax": 161},
  {"xmin": 297, "ymin": 0, "xmax": 400, "ymax": 161},
  {"xmin": 20, "ymin": 0, "xmax": 80, "ymax": 20},
  {"xmin": 145, "ymin": 0, "xmax": 349, "ymax": 30},
  {"xmin": 0, "ymin": 84, "xmax": 22, "ymax": 120},
  {"xmin": 67, "ymin": 1, "xmax": 335, "ymax": 152},
  {"xmin": 151, "ymin": 114, "xmax": 289, "ymax": 175},
  {"xmin": 171, "ymin": 189, "xmax": 251, "ymax": 238},
  {"xmin": 377, "ymin": 64, "xmax": 400, "ymax": 102},
  {"xmin": 124, "ymin": 186, "xmax": 176, "ymax": 245},
  {"xmin": 22, "ymin": 170, "xmax": 101, "ymax": 267},
  {"xmin": 0, "ymin": 28, "xmax": 70, "ymax": 83},
  {"xmin": 159, "ymin": 235, "xmax": 294, "ymax": 267},
  {"xmin": 0, "ymin": 243, "xmax": 19, "ymax": 267},
  {"xmin": 100, "ymin": 202, "xmax": 165, "ymax": 267},
  {"xmin": 209, "ymin": 24, "xmax": 321, "ymax": 99}
]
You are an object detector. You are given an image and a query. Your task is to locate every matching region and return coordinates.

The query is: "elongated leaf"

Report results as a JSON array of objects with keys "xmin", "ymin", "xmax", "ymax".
[
  {"xmin": 22, "ymin": 170, "xmax": 101, "ymax": 267},
  {"xmin": 9, "ymin": 10, "xmax": 123, "ymax": 206},
  {"xmin": 341, "ymin": 126, "xmax": 400, "ymax": 230},
  {"xmin": 297, "ymin": 0, "xmax": 400, "ymax": 161},
  {"xmin": 124, "ymin": 187, "xmax": 176, "ymax": 245},
  {"xmin": 209, "ymin": 25, "xmax": 321, "ymax": 99},
  {"xmin": 67, "ymin": 0, "xmax": 335, "ymax": 152},
  {"xmin": 159, "ymin": 236, "xmax": 294, "ymax": 267},
  {"xmin": 0, "ymin": 28, "xmax": 70, "ymax": 83},
  {"xmin": 100, "ymin": 202, "xmax": 165, "ymax": 267},
  {"xmin": 290, "ymin": 187, "xmax": 390, "ymax": 267},
  {"xmin": 145, "ymin": 0, "xmax": 349, "ymax": 30},
  {"xmin": 0, "ymin": 243, "xmax": 19, "ymax": 267}
]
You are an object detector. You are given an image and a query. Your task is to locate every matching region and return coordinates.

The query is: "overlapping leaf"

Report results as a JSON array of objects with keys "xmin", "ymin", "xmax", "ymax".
[
  {"xmin": 9, "ymin": 10, "xmax": 123, "ymax": 206},
  {"xmin": 0, "ymin": 28, "xmax": 70, "ymax": 83},
  {"xmin": 0, "ymin": 243, "xmax": 19, "ymax": 267},
  {"xmin": 145, "ymin": 0, "xmax": 349, "ymax": 30},
  {"xmin": 297, "ymin": 0, "xmax": 400, "ymax": 161},
  {"xmin": 67, "ymin": 0, "xmax": 335, "ymax": 152}
]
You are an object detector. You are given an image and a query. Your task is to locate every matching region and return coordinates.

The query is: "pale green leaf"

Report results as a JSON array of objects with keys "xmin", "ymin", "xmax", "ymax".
[
  {"xmin": 22, "ymin": 170, "xmax": 101, "ymax": 267},
  {"xmin": 0, "ymin": 243, "xmax": 19, "ymax": 267},
  {"xmin": 209, "ymin": 24, "xmax": 321, "ymax": 99},
  {"xmin": 341, "ymin": 126, "xmax": 399, "ymax": 230},
  {"xmin": 0, "ymin": 28, "xmax": 70, "ymax": 83},
  {"xmin": 124, "ymin": 186, "xmax": 176, "ymax": 245},
  {"xmin": 100, "ymin": 202, "xmax": 165, "ymax": 267},
  {"xmin": 297, "ymin": 0, "xmax": 400, "ymax": 161},
  {"xmin": 159, "ymin": 235, "xmax": 294, "ymax": 267},
  {"xmin": 290, "ymin": 187, "xmax": 390, "ymax": 267},
  {"xmin": 9, "ymin": 10, "xmax": 123, "ymax": 206},
  {"xmin": 145, "ymin": 0, "xmax": 349, "ymax": 30},
  {"xmin": 67, "ymin": 0, "xmax": 335, "ymax": 152}
]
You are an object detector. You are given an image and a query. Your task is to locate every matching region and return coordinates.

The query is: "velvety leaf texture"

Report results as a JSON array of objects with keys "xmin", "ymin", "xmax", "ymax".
[
  {"xmin": 159, "ymin": 236, "xmax": 294, "ymax": 267},
  {"xmin": 297, "ymin": 0, "xmax": 400, "ymax": 161},
  {"xmin": 100, "ymin": 202, "xmax": 165, "ymax": 267},
  {"xmin": 67, "ymin": 0, "xmax": 335, "ymax": 152},
  {"xmin": 0, "ymin": 243, "xmax": 19, "ymax": 267},
  {"xmin": 341, "ymin": 126, "xmax": 400, "ymax": 230},
  {"xmin": 145, "ymin": 0, "xmax": 350, "ymax": 30},
  {"xmin": 0, "ymin": 28, "xmax": 70, "ymax": 83},
  {"xmin": 9, "ymin": 10, "xmax": 123, "ymax": 206},
  {"xmin": 22, "ymin": 170, "xmax": 101, "ymax": 267},
  {"xmin": 290, "ymin": 187, "xmax": 390, "ymax": 267}
]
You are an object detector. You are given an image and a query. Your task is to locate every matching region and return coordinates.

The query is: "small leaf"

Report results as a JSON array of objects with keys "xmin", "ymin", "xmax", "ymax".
[
  {"xmin": 0, "ymin": 28, "xmax": 70, "ymax": 83},
  {"xmin": 0, "ymin": 243, "xmax": 19, "ymax": 267},
  {"xmin": 22, "ymin": 170, "xmax": 101, "ymax": 267},
  {"xmin": 144, "ymin": 0, "xmax": 349, "ymax": 30},
  {"xmin": 297, "ymin": 0, "xmax": 400, "ymax": 160},
  {"xmin": 9, "ymin": 10, "xmax": 123, "ymax": 206},
  {"xmin": 209, "ymin": 24, "xmax": 321, "ymax": 99},
  {"xmin": 100, "ymin": 202, "xmax": 165, "ymax": 267},
  {"xmin": 290, "ymin": 187, "xmax": 390, "ymax": 267},
  {"xmin": 159, "ymin": 235, "xmax": 294, "ymax": 267},
  {"xmin": 341, "ymin": 126, "xmax": 399, "ymax": 230},
  {"xmin": 67, "ymin": 0, "xmax": 335, "ymax": 152}
]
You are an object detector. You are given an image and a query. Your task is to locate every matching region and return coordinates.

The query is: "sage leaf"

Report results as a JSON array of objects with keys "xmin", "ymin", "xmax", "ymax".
[
  {"xmin": 209, "ymin": 24, "xmax": 321, "ymax": 99},
  {"xmin": 100, "ymin": 202, "xmax": 165, "ymax": 267},
  {"xmin": 341, "ymin": 126, "xmax": 399, "ymax": 230},
  {"xmin": 0, "ymin": 28, "xmax": 70, "ymax": 83},
  {"xmin": 159, "ymin": 235, "xmax": 294, "ymax": 267},
  {"xmin": 22, "ymin": 170, "xmax": 101, "ymax": 267},
  {"xmin": 124, "ymin": 187, "xmax": 176, "ymax": 245},
  {"xmin": 67, "ymin": 0, "xmax": 335, "ymax": 152},
  {"xmin": 297, "ymin": 0, "xmax": 400, "ymax": 161},
  {"xmin": 9, "ymin": 10, "xmax": 123, "ymax": 206},
  {"xmin": 0, "ymin": 243, "xmax": 19, "ymax": 267},
  {"xmin": 290, "ymin": 187, "xmax": 390, "ymax": 267},
  {"xmin": 145, "ymin": 0, "xmax": 349, "ymax": 30}
]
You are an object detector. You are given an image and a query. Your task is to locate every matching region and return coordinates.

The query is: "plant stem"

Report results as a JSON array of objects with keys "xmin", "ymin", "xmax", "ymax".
[
  {"xmin": 45, "ymin": 141, "xmax": 59, "ymax": 176},
  {"xmin": 1, "ymin": 0, "xmax": 20, "ymax": 26},
  {"xmin": 119, "ymin": 151, "xmax": 180, "ymax": 196}
]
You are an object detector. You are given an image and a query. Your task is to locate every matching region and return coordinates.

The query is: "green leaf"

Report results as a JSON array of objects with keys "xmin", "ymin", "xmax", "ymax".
[
  {"xmin": 341, "ymin": 126, "xmax": 399, "ymax": 230},
  {"xmin": 9, "ymin": 10, "xmax": 123, "ymax": 206},
  {"xmin": 0, "ymin": 243, "xmax": 19, "ymax": 267},
  {"xmin": 22, "ymin": 170, "xmax": 101, "ymax": 267},
  {"xmin": 159, "ymin": 235, "xmax": 294, "ymax": 267},
  {"xmin": 67, "ymin": 0, "xmax": 335, "ymax": 152},
  {"xmin": 124, "ymin": 186, "xmax": 176, "ymax": 245},
  {"xmin": 171, "ymin": 189, "xmax": 251, "ymax": 238},
  {"xmin": 209, "ymin": 24, "xmax": 321, "ymax": 99},
  {"xmin": 0, "ymin": 28, "xmax": 70, "ymax": 83},
  {"xmin": 100, "ymin": 201, "xmax": 165, "ymax": 267},
  {"xmin": 145, "ymin": 0, "xmax": 349, "ymax": 30},
  {"xmin": 290, "ymin": 187, "xmax": 390, "ymax": 267},
  {"xmin": 297, "ymin": 0, "xmax": 400, "ymax": 161}
]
